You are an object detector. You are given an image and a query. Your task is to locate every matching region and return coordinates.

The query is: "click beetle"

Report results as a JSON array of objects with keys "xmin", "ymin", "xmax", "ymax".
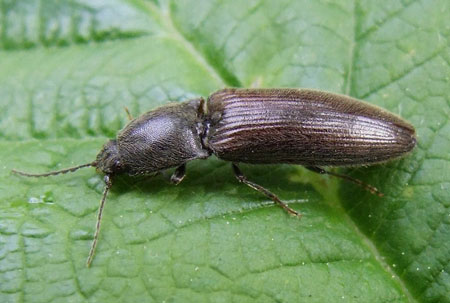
[{"xmin": 12, "ymin": 88, "xmax": 416, "ymax": 266}]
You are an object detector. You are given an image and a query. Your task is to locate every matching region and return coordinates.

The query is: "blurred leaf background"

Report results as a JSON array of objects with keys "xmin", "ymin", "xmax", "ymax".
[{"xmin": 0, "ymin": 0, "xmax": 449, "ymax": 302}]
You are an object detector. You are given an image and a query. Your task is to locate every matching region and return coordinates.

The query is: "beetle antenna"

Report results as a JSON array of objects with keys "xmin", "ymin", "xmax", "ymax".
[
  {"xmin": 11, "ymin": 162, "xmax": 97, "ymax": 177},
  {"xmin": 86, "ymin": 175, "xmax": 113, "ymax": 267}
]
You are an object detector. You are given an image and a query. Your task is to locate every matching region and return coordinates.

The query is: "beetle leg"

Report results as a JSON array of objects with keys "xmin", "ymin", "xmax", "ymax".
[
  {"xmin": 232, "ymin": 163, "xmax": 301, "ymax": 217},
  {"xmin": 305, "ymin": 166, "xmax": 384, "ymax": 197},
  {"xmin": 124, "ymin": 106, "xmax": 133, "ymax": 120},
  {"xmin": 170, "ymin": 164, "xmax": 186, "ymax": 185}
]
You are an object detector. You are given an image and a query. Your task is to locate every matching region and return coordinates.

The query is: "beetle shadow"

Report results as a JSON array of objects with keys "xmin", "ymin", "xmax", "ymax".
[{"xmin": 110, "ymin": 157, "xmax": 320, "ymax": 208}]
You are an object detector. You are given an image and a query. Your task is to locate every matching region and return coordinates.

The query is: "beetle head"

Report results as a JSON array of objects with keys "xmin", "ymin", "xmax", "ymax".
[{"xmin": 95, "ymin": 139, "xmax": 124, "ymax": 175}]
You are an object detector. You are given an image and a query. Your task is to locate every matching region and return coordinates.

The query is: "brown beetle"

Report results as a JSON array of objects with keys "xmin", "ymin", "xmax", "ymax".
[{"xmin": 12, "ymin": 88, "xmax": 416, "ymax": 266}]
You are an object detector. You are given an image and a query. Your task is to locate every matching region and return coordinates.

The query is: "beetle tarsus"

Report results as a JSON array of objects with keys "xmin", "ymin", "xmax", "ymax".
[
  {"xmin": 305, "ymin": 166, "xmax": 384, "ymax": 197},
  {"xmin": 232, "ymin": 163, "xmax": 302, "ymax": 218},
  {"xmin": 170, "ymin": 164, "xmax": 187, "ymax": 185}
]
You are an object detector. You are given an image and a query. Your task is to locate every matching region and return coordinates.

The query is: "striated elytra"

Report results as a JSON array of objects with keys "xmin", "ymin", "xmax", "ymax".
[{"xmin": 12, "ymin": 88, "xmax": 416, "ymax": 266}]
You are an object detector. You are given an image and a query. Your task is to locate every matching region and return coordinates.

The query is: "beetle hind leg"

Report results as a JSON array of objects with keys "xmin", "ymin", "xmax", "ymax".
[
  {"xmin": 305, "ymin": 166, "xmax": 383, "ymax": 197},
  {"xmin": 232, "ymin": 163, "xmax": 301, "ymax": 217}
]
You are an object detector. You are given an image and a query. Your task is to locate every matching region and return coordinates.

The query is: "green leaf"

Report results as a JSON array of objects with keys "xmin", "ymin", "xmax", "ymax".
[{"xmin": 1, "ymin": 0, "xmax": 448, "ymax": 302}]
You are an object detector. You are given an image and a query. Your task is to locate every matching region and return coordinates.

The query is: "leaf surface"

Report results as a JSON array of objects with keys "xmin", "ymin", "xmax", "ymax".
[{"xmin": 1, "ymin": 1, "xmax": 449, "ymax": 302}]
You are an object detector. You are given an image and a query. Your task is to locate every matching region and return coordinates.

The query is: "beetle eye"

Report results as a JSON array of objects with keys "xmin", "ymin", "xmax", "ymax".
[{"xmin": 115, "ymin": 160, "xmax": 121, "ymax": 167}]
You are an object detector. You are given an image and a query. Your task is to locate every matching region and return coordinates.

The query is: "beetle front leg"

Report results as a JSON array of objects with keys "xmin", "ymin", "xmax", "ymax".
[
  {"xmin": 232, "ymin": 163, "xmax": 301, "ymax": 217},
  {"xmin": 170, "ymin": 164, "xmax": 186, "ymax": 185}
]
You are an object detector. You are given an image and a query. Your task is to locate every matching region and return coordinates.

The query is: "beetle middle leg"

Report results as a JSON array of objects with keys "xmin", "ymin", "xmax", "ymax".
[
  {"xmin": 170, "ymin": 164, "xmax": 186, "ymax": 185},
  {"xmin": 232, "ymin": 163, "xmax": 301, "ymax": 217},
  {"xmin": 305, "ymin": 166, "xmax": 383, "ymax": 197}
]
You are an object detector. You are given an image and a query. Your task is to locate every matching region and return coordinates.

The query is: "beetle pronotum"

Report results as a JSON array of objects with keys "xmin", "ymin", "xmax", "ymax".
[{"xmin": 12, "ymin": 88, "xmax": 416, "ymax": 266}]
